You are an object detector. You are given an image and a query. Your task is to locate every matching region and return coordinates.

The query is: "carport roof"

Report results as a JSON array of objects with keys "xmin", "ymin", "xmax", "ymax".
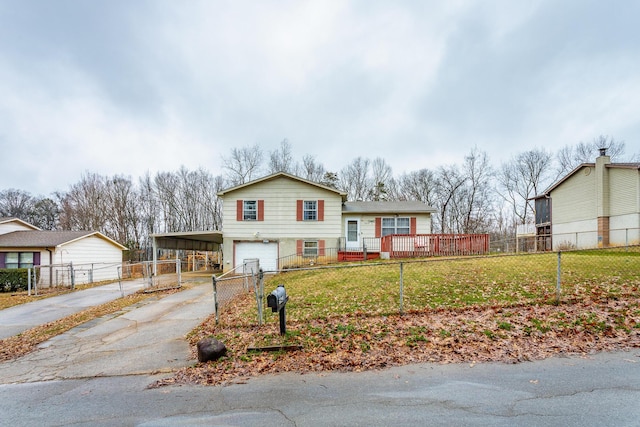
[{"xmin": 151, "ymin": 231, "xmax": 223, "ymax": 251}]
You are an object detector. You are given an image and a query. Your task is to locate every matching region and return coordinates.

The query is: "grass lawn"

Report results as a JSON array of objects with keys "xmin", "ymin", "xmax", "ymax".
[{"xmin": 160, "ymin": 250, "xmax": 640, "ymax": 387}]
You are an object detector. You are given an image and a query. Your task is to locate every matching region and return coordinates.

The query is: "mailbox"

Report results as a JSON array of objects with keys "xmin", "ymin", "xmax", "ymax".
[
  {"xmin": 267, "ymin": 285, "xmax": 288, "ymax": 313},
  {"xmin": 267, "ymin": 285, "xmax": 289, "ymax": 335}
]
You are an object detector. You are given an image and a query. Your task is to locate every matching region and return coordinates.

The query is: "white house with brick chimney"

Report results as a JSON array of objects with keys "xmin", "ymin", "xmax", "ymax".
[{"xmin": 533, "ymin": 149, "xmax": 640, "ymax": 250}]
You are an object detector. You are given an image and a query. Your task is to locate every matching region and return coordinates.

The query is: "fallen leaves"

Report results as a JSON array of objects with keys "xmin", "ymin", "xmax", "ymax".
[{"xmin": 153, "ymin": 295, "xmax": 640, "ymax": 388}]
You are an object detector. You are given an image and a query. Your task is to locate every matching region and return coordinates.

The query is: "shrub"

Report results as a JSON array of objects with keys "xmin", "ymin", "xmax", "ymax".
[{"xmin": 0, "ymin": 269, "xmax": 30, "ymax": 292}]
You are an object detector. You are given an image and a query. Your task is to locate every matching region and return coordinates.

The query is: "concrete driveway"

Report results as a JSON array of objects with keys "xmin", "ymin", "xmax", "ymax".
[
  {"xmin": 0, "ymin": 281, "xmax": 215, "ymax": 383},
  {"xmin": 0, "ymin": 279, "xmax": 148, "ymax": 340}
]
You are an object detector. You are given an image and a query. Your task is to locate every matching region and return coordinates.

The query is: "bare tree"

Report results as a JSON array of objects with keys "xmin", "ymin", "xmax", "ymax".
[
  {"xmin": 104, "ymin": 175, "xmax": 139, "ymax": 248},
  {"xmin": 397, "ymin": 169, "xmax": 437, "ymax": 205},
  {"xmin": 368, "ymin": 157, "xmax": 393, "ymax": 201},
  {"xmin": 299, "ymin": 154, "xmax": 326, "ymax": 182},
  {"xmin": 58, "ymin": 172, "xmax": 108, "ymax": 231},
  {"xmin": 339, "ymin": 157, "xmax": 371, "ymax": 201},
  {"xmin": 497, "ymin": 148, "xmax": 554, "ymax": 225},
  {"xmin": 434, "ymin": 164, "xmax": 467, "ymax": 233},
  {"xmin": 222, "ymin": 144, "xmax": 264, "ymax": 186},
  {"xmin": 458, "ymin": 148, "xmax": 494, "ymax": 233},
  {"xmin": 556, "ymin": 135, "xmax": 627, "ymax": 177},
  {"xmin": 0, "ymin": 189, "xmax": 33, "ymax": 218},
  {"xmin": 267, "ymin": 139, "xmax": 295, "ymax": 174}
]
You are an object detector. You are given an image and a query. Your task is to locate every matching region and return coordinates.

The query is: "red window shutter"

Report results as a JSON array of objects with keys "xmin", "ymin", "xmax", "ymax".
[
  {"xmin": 375, "ymin": 217, "xmax": 382, "ymax": 238},
  {"xmin": 318, "ymin": 200, "xmax": 324, "ymax": 221},
  {"xmin": 296, "ymin": 239, "xmax": 303, "ymax": 255},
  {"xmin": 410, "ymin": 217, "xmax": 417, "ymax": 234},
  {"xmin": 319, "ymin": 240, "xmax": 325, "ymax": 256},
  {"xmin": 296, "ymin": 200, "xmax": 303, "ymax": 221},
  {"xmin": 236, "ymin": 200, "xmax": 243, "ymax": 221},
  {"xmin": 258, "ymin": 200, "xmax": 264, "ymax": 221}
]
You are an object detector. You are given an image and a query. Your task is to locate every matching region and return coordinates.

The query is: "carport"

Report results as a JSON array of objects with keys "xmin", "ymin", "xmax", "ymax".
[{"xmin": 150, "ymin": 231, "xmax": 223, "ymax": 274}]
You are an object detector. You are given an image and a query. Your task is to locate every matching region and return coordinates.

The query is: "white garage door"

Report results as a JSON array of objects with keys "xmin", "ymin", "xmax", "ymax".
[{"xmin": 235, "ymin": 242, "xmax": 278, "ymax": 272}]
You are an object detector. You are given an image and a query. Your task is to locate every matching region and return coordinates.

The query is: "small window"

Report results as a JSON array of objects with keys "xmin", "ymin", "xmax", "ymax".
[
  {"xmin": 243, "ymin": 200, "xmax": 257, "ymax": 221},
  {"xmin": 381, "ymin": 217, "xmax": 411, "ymax": 236},
  {"xmin": 303, "ymin": 241, "xmax": 318, "ymax": 257},
  {"xmin": 381, "ymin": 218, "xmax": 395, "ymax": 237},
  {"xmin": 396, "ymin": 217, "xmax": 410, "ymax": 234},
  {"xmin": 5, "ymin": 252, "xmax": 19, "ymax": 269},
  {"xmin": 4, "ymin": 252, "xmax": 34, "ymax": 269},
  {"xmin": 303, "ymin": 201, "xmax": 317, "ymax": 221}
]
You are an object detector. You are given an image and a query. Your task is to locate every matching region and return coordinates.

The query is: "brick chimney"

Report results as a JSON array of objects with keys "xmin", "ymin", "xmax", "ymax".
[{"xmin": 595, "ymin": 148, "xmax": 611, "ymax": 247}]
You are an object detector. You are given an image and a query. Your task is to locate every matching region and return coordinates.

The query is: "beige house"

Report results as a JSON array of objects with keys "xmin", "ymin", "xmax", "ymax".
[
  {"xmin": 533, "ymin": 149, "xmax": 640, "ymax": 250},
  {"xmin": 217, "ymin": 172, "xmax": 435, "ymax": 272},
  {"xmin": 0, "ymin": 217, "xmax": 126, "ymax": 286}
]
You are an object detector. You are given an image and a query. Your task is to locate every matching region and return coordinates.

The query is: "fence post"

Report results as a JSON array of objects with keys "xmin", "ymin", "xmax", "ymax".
[
  {"xmin": 117, "ymin": 266, "xmax": 124, "ymax": 298},
  {"xmin": 399, "ymin": 262, "xmax": 404, "ymax": 315},
  {"xmin": 28, "ymin": 268, "xmax": 32, "ymax": 296},
  {"xmin": 556, "ymin": 251, "xmax": 562, "ymax": 304},
  {"xmin": 259, "ymin": 268, "xmax": 264, "ymax": 325},
  {"xmin": 70, "ymin": 262, "xmax": 75, "ymax": 290},
  {"xmin": 33, "ymin": 267, "xmax": 38, "ymax": 296},
  {"xmin": 212, "ymin": 275, "xmax": 219, "ymax": 325}
]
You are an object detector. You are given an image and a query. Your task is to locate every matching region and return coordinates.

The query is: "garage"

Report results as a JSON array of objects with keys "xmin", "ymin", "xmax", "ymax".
[{"xmin": 234, "ymin": 241, "xmax": 279, "ymax": 272}]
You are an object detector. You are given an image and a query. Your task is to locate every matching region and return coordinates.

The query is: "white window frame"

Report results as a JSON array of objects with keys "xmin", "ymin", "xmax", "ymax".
[
  {"xmin": 243, "ymin": 200, "xmax": 257, "ymax": 221},
  {"xmin": 303, "ymin": 240, "xmax": 319, "ymax": 257},
  {"xmin": 303, "ymin": 200, "xmax": 317, "ymax": 221},
  {"xmin": 381, "ymin": 217, "xmax": 411, "ymax": 236}
]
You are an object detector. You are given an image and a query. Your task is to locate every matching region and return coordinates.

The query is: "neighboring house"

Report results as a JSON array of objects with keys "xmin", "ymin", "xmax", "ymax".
[
  {"xmin": 0, "ymin": 217, "xmax": 126, "ymax": 286},
  {"xmin": 532, "ymin": 149, "xmax": 640, "ymax": 250},
  {"xmin": 217, "ymin": 172, "xmax": 436, "ymax": 272}
]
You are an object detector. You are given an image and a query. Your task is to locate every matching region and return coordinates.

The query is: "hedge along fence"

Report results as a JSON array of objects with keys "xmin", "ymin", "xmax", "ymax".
[{"xmin": 0, "ymin": 269, "xmax": 32, "ymax": 292}]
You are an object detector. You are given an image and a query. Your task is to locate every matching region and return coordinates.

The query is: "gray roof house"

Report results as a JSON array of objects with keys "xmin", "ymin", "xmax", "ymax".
[
  {"xmin": 217, "ymin": 172, "xmax": 437, "ymax": 272},
  {"xmin": 0, "ymin": 217, "xmax": 126, "ymax": 286}
]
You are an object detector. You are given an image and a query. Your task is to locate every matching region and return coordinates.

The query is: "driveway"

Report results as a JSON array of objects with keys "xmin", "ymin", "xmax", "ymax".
[
  {"xmin": 0, "ymin": 279, "xmax": 147, "ymax": 340},
  {"xmin": 0, "ymin": 281, "xmax": 215, "ymax": 383}
]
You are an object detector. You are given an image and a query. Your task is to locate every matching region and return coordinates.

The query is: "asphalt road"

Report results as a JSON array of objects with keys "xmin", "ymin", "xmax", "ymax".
[{"xmin": 1, "ymin": 281, "xmax": 639, "ymax": 426}]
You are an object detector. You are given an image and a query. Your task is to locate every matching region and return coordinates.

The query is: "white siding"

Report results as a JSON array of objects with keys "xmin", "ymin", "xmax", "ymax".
[
  {"xmin": 55, "ymin": 236, "xmax": 123, "ymax": 284},
  {"xmin": 609, "ymin": 168, "xmax": 639, "ymax": 216},
  {"xmin": 349, "ymin": 213, "xmax": 432, "ymax": 239},
  {"xmin": 551, "ymin": 168, "xmax": 596, "ymax": 224},
  {"xmin": 0, "ymin": 221, "xmax": 36, "ymax": 235},
  {"xmin": 221, "ymin": 176, "xmax": 343, "ymax": 272},
  {"xmin": 552, "ymin": 219, "xmax": 598, "ymax": 250}
]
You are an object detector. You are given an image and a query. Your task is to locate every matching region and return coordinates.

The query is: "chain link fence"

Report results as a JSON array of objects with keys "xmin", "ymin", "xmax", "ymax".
[
  {"xmin": 25, "ymin": 261, "xmax": 123, "ymax": 295},
  {"xmin": 120, "ymin": 259, "xmax": 182, "ymax": 291},
  {"xmin": 211, "ymin": 245, "xmax": 640, "ymax": 326}
]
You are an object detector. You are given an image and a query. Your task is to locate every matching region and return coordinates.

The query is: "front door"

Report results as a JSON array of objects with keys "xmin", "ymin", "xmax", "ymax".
[{"xmin": 345, "ymin": 219, "xmax": 360, "ymax": 250}]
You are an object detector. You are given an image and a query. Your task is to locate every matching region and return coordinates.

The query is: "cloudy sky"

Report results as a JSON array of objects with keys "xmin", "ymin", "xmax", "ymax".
[{"xmin": 1, "ymin": 0, "xmax": 639, "ymax": 196}]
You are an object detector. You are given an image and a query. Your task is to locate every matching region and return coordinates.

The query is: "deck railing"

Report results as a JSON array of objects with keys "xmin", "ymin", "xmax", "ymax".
[{"xmin": 380, "ymin": 234, "xmax": 490, "ymax": 257}]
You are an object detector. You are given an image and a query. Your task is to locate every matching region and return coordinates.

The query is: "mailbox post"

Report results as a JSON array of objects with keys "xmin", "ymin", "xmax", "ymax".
[{"xmin": 267, "ymin": 284, "xmax": 288, "ymax": 335}]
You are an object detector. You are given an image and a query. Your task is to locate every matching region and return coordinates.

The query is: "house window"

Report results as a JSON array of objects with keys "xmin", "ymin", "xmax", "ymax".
[
  {"xmin": 4, "ymin": 252, "xmax": 34, "ymax": 269},
  {"xmin": 303, "ymin": 241, "xmax": 319, "ymax": 256},
  {"xmin": 303, "ymin": 201, "xmax": 317, "ymax": 220},
  {"xmin": 381, "ymin": 217, "xmax": 411, "ymax": 236},
  {"xmin": 243, "ymin": 200, "xmax": 257, "ymax": 221}
]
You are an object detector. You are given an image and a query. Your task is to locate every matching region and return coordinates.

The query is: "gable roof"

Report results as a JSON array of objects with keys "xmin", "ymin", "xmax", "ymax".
[
  {"xmin": 533, "ymin": 161, "xmax": 640, "ymax": 199},
  {"xmin": 0, "ymin": 217, "xmax": 41, "ymax": 231},
  {"xmin": 218, "ymin": 172, "xmax": 347, "ymax": 201},
  {"xmin": 343, "ymin": 201, "xmax": 436, "ymax": 214},
  {"xmin": 0, "ymin": 230, "xmax": 126, "ymax": 250}
]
